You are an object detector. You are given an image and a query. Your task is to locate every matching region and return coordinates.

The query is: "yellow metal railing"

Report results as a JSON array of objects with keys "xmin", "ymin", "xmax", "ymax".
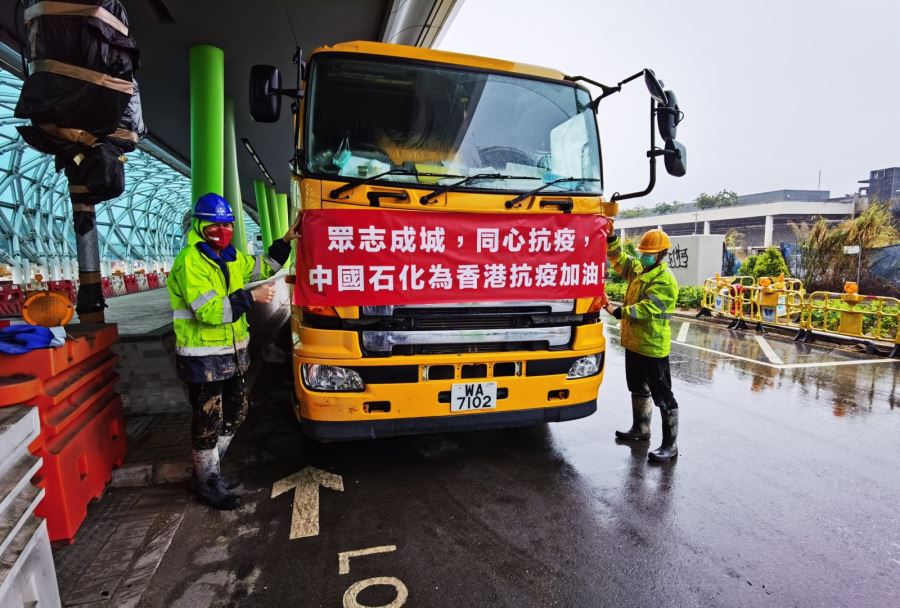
[{"xmin": 697, "ymin": 277, "xmax": 899, "ymax": 357}]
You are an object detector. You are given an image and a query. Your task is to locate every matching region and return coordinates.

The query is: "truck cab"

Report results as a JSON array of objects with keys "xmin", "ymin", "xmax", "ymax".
[{"xmin": 250, "ymin": 41, "xmax": 685, "ymax": 441}]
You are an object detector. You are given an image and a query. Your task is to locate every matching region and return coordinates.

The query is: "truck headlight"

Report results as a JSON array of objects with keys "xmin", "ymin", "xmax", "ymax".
[
  {"xmin": 567, "ymin": 353, "xmax": 602, "ymax": 379},
  {"xmin": 301, "ymin": 364, "xmax": 365, "ymax": 392}
]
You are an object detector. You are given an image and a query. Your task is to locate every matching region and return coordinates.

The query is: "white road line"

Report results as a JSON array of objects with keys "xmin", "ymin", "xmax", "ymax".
[
  {"xmin": 672, "ymin": 340, "xmax": 781, "ymax": 369},
  {"xmin": 676, "ymin": 321, "xmax": 691, "ymax": 343},
  {"xmin": 607, "ymin": 321, "xmax": 899, "ymax": 370},
  {"xmin": 778, "ymin": 359, "xmax": 899, "ymax": 370},
  {"xmin": 339, "ymin": 546, "xmax": 398, "ymax": 575},
  {"xmin": 754, "ymin": 334, "xmax": 784, "ymax": 365}
]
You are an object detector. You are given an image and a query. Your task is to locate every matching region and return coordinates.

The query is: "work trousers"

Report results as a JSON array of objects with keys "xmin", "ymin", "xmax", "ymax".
[
  {"xmin": 624, "ymin": 349, "xmax": 679, "ymax": 411},
  {"xmin": 188, "ymin": 376, "xmax": 250, "ymax": 450}
]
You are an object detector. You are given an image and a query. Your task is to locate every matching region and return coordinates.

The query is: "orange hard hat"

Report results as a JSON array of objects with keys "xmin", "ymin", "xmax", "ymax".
[{"xmin": 637, "ymin": 229, "xmax": 672, "ymax": 253}]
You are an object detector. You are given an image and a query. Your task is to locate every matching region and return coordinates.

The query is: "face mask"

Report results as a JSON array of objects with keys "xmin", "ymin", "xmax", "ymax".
[
  {"xmin": 204, "ymin": 224, "xmax": 234, "ymax": 249},
  {"xmin": 638, "ymin": 252, "xmax": 658, "ymax": 268}
]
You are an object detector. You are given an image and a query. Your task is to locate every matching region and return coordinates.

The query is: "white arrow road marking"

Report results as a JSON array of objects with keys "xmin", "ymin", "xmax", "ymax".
[
  {"xmin": 271, "ymin": 467, "xmax": 344, "ymax": 539},
  {"xmin": 676, "ymin": 321, "xmax": 691, "ymax": 343},
  {"xmin": 753, "ymin": 334, "xmax": 784, "ymax": 365}
]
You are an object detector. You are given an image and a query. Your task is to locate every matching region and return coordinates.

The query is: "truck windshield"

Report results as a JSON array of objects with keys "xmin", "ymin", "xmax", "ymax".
[{"xmin": 305, "ymin": 55, "xmax": 602, "ymax": 195}]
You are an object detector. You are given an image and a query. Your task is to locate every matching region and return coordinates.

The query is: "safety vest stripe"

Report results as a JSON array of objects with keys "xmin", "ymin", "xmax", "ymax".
[
  {"xmin": 249, "ymin": 256, "xmax": 262, "ymax": 282},
  {"xmin": 627, "ymin": 306, "xmax": 639, "ymax": 320},
  {"xmin": 623, "ymin": 257, "xmax": 633, "ymax": 276},
  {"xmin": 176, "ymin": 338, "xmax": 250, "ymax": 357},
  {"xmin": 265, "ymin": 256, "xmax": 282, "ymax": 273},
  {"xmin": 647, "ymin": 293, "xmax": 667, "ymax": 311},
  {"xmin": 191, "ymin": 290, "xmax": 217, "ymax": 311},
  {"xmin": 658, "ymin": 312, "xmax": 673, "ymax": 320},
  {"xmin": 172, "ymin": 309, "xmax": 194, "ymax": 320},
  {"xmin": 222, "ymin": 297, "xmax": 233, "ymax": 324}
]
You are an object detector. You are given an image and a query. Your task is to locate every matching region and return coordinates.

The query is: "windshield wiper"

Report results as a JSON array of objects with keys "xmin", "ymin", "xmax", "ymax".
[
  {"xmin": 419, "ymin": 173, "xmax": 522, "ymax": 204},
  {"xmin": 329, "ymin": 169, "xmax": 463, "ymax": 200},
  {"xmin": 504, "ymin": 177, "xmax": 602, "ymax": 208}
]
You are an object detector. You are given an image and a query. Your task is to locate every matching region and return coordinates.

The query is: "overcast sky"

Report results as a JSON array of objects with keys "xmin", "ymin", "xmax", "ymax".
[{"xmin": 437, "ymin": 0, "xmax": 900, "ymax": 208}]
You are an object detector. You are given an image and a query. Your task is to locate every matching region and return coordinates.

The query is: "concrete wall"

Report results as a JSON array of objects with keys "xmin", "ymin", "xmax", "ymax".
[{"xmin": 666, "ymin": 235, "xmax": 725, "ymax": 287}]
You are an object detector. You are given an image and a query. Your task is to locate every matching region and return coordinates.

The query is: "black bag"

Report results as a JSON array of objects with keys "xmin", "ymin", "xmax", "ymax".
[
  {"xmin": 64, "ymin": 143, "xmax": 126, "ymax": 205},
  {"xmin": 15, "ymin": 0, "xmax": 140, "ymax": 137}
]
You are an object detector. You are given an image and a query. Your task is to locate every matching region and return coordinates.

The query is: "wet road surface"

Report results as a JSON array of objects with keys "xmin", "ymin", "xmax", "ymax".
[{"xmin": 137, "ymin": 319, "xmax": 899, "ymax": 607}]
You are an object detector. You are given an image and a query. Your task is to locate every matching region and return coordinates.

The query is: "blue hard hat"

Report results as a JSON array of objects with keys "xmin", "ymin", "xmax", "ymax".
[{"xmin": 193, "ymin": 193, "xmax": 235, "ymax": 222}]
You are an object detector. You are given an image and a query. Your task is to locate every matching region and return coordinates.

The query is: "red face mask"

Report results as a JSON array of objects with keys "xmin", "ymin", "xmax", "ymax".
[{"xmin": 203, "ymin": 224, "xmax": 234, "ymax": 249}]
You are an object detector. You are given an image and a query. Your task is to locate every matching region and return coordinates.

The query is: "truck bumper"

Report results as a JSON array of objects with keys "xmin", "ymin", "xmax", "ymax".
[{"xmin": 300, "ymin": 399, "xmax": 597, "ymax": 442}]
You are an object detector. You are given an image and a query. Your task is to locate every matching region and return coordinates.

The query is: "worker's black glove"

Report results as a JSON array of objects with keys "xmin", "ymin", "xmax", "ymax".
[
  {"xmin": 612, "ymin": 306, "xmax": 622, "ymax": 320},
  {"xmin": 606, "ymin": 234, "xmax": 617, "ymax": 244}
]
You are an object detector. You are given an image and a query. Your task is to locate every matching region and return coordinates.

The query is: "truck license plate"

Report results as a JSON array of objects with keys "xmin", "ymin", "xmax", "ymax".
[{"xmin": 450, "ymin": 382, "xmax": 497, "ymax": 412}]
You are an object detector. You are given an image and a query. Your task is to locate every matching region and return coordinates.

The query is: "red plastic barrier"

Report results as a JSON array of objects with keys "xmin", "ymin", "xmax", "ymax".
[
  {"xmin": 101, "ymin": 276, "xmax": 113, "ymax": 298},
  {"xmin": 147, "ymin": 273, "xmax": 160, "ymax": 289},
  {"xmin": 33, "ymin": 394, "xmax": 127, "ymax": 542},
  {"xmin": 0, "ymin": 284, "xmax": 24, "ymax": 317},
  {"xmin": 110, "ymin": 275, "xmax": 127, "ymax": 296},
  {"xmin": 48, "ymin": 280, "xmax": 77, "ymax": 303},
  {"xmin": 123, "ymin": 274, "xmax": 139, "ymax": 294}
]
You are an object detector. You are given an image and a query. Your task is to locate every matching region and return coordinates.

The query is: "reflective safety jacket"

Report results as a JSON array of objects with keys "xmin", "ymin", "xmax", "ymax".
[
  {"xmin": 607, "ymin": 236, "xmax": 679, "ymax": 358},
  {"xmin": 168, "ymin": 225, "xmax": 290, "ymax": 381}
]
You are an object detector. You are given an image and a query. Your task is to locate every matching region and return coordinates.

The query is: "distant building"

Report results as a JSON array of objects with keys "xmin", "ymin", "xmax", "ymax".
[
  {"xmin": 615, "ymin": 189, "xmax": 854, "ymax": 251},
  {"xmin": 858, "ymin": 167, "xmax": 900, "ymax": 203}
]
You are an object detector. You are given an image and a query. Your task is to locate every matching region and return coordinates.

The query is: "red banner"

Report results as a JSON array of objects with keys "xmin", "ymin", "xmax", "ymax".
[{"xmin": 295, "ymin": 209, "xmax": 609, "ymax": 306}]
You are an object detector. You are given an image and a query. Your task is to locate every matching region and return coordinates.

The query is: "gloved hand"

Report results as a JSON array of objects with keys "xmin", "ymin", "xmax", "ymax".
[
  {"xmin": 612, "ymin": 306, "xmax": 622, "ymax": 320},
  {"xmin": 606, "ymin": 233, "xmax": 617, "ymax": 244}
]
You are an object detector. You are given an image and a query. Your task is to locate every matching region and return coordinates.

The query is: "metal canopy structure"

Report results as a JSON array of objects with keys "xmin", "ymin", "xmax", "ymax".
[
  {"xmin": 0, "ymin": 62, "xmax": 260, "ymax": 280},
  {"xmin": 0, "ymin": 0, "xmax": 460, "ymax": 282}
]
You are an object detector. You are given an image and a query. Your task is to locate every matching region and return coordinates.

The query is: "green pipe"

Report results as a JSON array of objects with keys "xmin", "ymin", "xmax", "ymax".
[
  {"xmin": 265, "ymin": 185, "xmax": 280, "ymax": 243},
  {"xmin": 276, "ymin": 192, "xmax": 289, "ymax": 238},
  {"xmin": 189, "ymin": 45, "xmax": 225, "ymax": 205},
  {"xmin": 254, "ymin": 180, "xmax": 273, "ymax": 250},
  {"xmin": 223, "ymin": 98, "xmax": 246, "ymax": 252}
]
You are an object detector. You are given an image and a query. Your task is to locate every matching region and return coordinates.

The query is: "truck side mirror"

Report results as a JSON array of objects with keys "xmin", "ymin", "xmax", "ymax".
[
  {"xmin": 643, "ymin": 69, "xmax": 668, "ymax": 106},
  {"xmin": 657, "ymin": 90, "xmax": 681, "ymax": 142},
  {"xmin": 250, "ymin": 65, "xmax": 282, "ymax": 123},
  {"xmin": 664, "ymin": 139, "xmax": 687, "ymax": 177}
]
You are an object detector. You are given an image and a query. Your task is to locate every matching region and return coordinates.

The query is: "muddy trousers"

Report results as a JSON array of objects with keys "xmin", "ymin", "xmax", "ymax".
[
  {"xmin": 188, "ymin": 377, "xmax": 250, "ymax": 450},
  {"xmin": 624, "ymin": 349, "xmax": 679, "ymax": 412}
]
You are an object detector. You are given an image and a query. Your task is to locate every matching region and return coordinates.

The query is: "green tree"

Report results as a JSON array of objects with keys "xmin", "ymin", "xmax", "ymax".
[
  {"xmin": 619, "ymin": 206, "xmax": 646, "ymax": 219},
  {"xmin": 715, "ymin": 189, "xmax": 738, "ymax": 207},
  {"xmin": 790, "ymin": 201, "xmax": 899, "ymax": 292},
  {"xmin": 694, "ymin": 189, "xmax": 738, "ymax": 209},
  {"xmin": 694, "ymin": 192, "xmax": 716, "ymax": 210},
  {"xmin": 750, "ymin": 247, "xmax": 790, "ymax": 279},
  {"xmin": 654, "ymin": 200, "xmax": 682, "ymax": 215},
  {"xmin": 741, "ymin": 255, "xmax": 757, "ymax": 276}
]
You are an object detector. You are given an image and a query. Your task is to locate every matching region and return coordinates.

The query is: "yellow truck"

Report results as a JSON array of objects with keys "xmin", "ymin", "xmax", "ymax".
[{"xmin": 250, "ymin": 41, "xmax": 685, "ymax": 441}]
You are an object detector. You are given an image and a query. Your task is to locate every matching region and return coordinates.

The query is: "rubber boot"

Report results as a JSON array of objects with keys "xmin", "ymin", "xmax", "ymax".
[
  {"xmin": 192, "ymin": 448, "xmax": 241, "ymax": 510},
  {"xmin": 217, "ymin": 434, "xmax": 239, "ymax": 490},
  {"xmin": 648, "ymin": 407, "xmax": 679, "ymax": 462},
  {"xmin": 615, "ymin": 395, "xmax": 652, "ymax": 441}
]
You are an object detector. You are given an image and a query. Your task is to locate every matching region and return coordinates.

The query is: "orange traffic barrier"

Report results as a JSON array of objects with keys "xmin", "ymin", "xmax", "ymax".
[
  {"xmin": 33, "ymin": 393, "xmax": 127, "ymax": 542},
  {"xmin": 0, "ymin": 324, "xmax": 127, "ymax": 542}
]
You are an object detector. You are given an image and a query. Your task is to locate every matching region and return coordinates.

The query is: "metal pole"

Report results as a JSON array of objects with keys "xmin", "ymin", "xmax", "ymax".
[
  {"xmin": 276, "ymin": 192, "xmax": 289, "ymax": 238},
  {"xmin": 254, "ymin": 180, "xmax": 273, "ymax": 250},
  {"xmin": 265, "ymin": 185, "xmax": 280, "ymax": 245},
  {"xmin": 72, "ymin": 202, "xmax": 105, "ymax": 323},
  {"xmin": 223, "ymin": 98, "xmax": 246, "ymax": 252},
  {"xmin": 190, "ymin": 45, "xmax": 225, "ymax": 203}
]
